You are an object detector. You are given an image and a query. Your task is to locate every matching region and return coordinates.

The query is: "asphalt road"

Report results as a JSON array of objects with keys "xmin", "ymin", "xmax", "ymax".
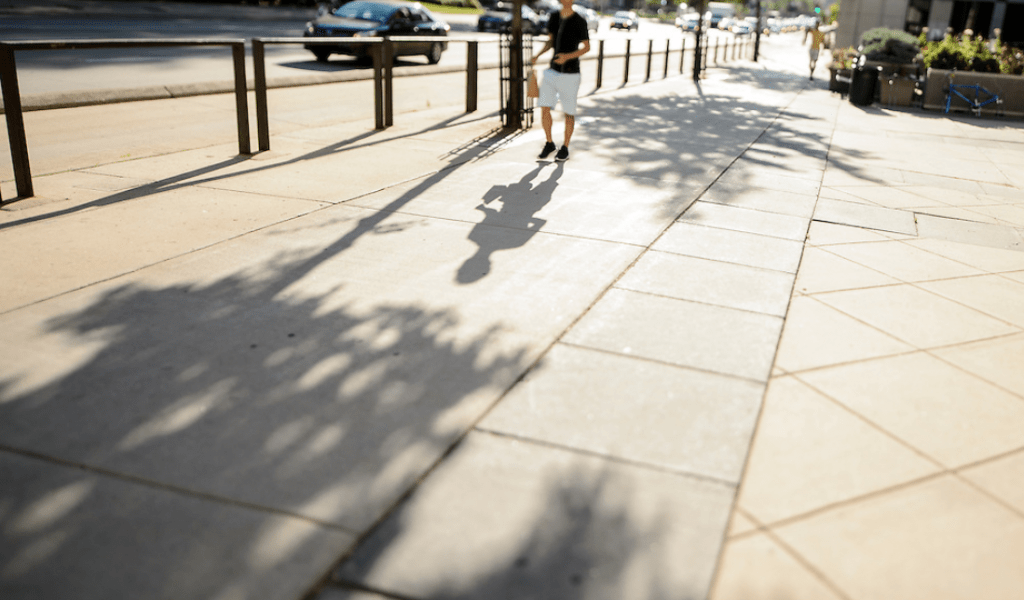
[{"xmin": 0, "ymin": 0, "xmax": 739, "ymax": 97}]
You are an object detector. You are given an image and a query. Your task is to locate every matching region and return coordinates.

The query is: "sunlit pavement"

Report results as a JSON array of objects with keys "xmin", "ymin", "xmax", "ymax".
[{"xmin": 2, "ymin": 18, "xmax": 1024, "ymax": 600}]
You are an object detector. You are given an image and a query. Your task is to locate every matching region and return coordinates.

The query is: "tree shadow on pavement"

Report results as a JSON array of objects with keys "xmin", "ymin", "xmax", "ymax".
[
  {"xmin": 325, "ymin": 432, "xmax": 728, "ymax": 600},
  {"xmin": 0, "ymin": 231, "xmax": 534, "ymax": 598}
]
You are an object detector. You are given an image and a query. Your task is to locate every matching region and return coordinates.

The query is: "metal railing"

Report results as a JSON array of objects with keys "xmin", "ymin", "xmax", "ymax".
[
  {"xmin": 1, "ymin": 33, "xmax": 755, "ymax": 203},
  {"xmin": 251, "ymin": 36, "xmax": 480, "ymax": 151},
  {"xmin": 0, "ymin": 39, "xmax": 250, "ymax": 202}
]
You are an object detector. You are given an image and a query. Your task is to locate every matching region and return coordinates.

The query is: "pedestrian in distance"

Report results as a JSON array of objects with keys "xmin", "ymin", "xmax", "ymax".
[
  {"xmin": 808, "ymin": 21, "xmax": 826, "ymax": 80},
  {"xmin": 531, "ymin": 0, "xmax": 590, "ymax": 162}
]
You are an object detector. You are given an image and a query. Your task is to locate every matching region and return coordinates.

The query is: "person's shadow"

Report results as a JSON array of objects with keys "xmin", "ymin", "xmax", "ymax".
[{"xmin": 457, "ymin": 162, "xmax": 565, "ymax": 284}]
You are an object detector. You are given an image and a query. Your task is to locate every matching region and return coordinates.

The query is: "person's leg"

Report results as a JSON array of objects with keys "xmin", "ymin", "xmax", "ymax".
[
  {"xmin": 542, "ymin": 107, "xmax": 554, "ymax": 142},
  {"xmin": 555, "ymin": 73, "xmax": 582, "ymax": 158},
  {"xmin": 537, "ymin": 70, "xmax": 558, "ymax": 158}
]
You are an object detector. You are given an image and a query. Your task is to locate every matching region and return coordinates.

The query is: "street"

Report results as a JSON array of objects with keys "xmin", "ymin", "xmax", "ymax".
[{"xmin": 0, "ymin": 0, "xmax": 740, "ymax": 96}]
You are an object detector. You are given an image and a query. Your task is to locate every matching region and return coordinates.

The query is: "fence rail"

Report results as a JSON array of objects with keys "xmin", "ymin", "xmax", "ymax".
[{"xmin": 0, "ymin": 38, "xmax": 250, "ymax": 202}]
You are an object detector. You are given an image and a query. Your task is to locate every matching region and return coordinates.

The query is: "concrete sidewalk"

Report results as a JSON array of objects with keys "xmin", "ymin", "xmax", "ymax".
[{"xmin": 2, "ymin": 33, "xmax": 1024, "ymax": 600}]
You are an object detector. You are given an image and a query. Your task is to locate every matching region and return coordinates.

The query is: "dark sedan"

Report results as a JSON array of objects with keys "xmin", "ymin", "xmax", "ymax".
[
  {"xmin": 304, "ymin": 0, "xmax": 449, "ymax": 64},
  {"xmin": 477, "ymin": 3, "xmax": 544, "ymax": 34}
]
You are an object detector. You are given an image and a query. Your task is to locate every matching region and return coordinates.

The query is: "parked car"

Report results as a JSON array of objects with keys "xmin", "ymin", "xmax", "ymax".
[
  {"xmin": 610, "ymin": 10, "xmax": 638, "ymax": 31},
  {"xmin": 574, "ymin": 5, "xmax": 600, "ymax": 31},
  {"xmin": 730, "ymin": 18, "xmax": 753, "ymax": 34},
  {"xmin": 477, "ymin": 2, "xmax": 544, "ymax": 34},
  {"xmin": 675, "ymin": 12, "xmax": 701, "ymax": 31},
  {"xmin": 304, "ymin": 0, "xmax": 449, "ymax": 63}
]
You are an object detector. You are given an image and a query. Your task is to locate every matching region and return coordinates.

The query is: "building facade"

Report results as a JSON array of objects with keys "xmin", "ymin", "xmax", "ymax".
[{"xmin": 836, "ymin": 0, "xmax": 1024, "ymax": 47}]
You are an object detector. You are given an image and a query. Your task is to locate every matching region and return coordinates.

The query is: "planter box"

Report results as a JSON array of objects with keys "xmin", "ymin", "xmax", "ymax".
[
  {"xmin": 879, "ymin": 75, "xmax": 917, "ymax": 106},
  {"xmin": 923, "ymin": 68, "xmax": 1024, "ymax": 118}
]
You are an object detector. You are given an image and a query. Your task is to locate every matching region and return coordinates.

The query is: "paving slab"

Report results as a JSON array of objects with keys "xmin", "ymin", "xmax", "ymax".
[
  {"xmin": 653, "ymin": 221, "xmax": 805, "ymax": 273},
  {"xmin": 800, "ymin": 352, "xmax": 1024, "ymax": 469},
  {"xmin": 478, "ymin": 344, "xmax": 765, "ymax": 483},
  {"xmin": 773, "ymin": 475, "xmax": 1024, "ymax": 600},
  {"xmin": 0, "ymin": 452, "xmax": 354, "ymax": 600},
  {"xmin": 679, "ymin": 201, "xmax": 811, "ymax": 241},
  {"xmin": 813, "ymin": 197, "xmax": 918, "ymax": 236},
  {"xmin": 616, "ymin": 251, "xmax": 795, "ymax": 317},
  {"xmin": 334, "ymin": 432, "xmax": 735, "ymax": 600},
  {"xmin": 564, "ymin": 288, "xmax": 784, "ymax": 382},
  {"xmin": 915, "ymin": 213, "xmax": 1024, "ymax": 251}
]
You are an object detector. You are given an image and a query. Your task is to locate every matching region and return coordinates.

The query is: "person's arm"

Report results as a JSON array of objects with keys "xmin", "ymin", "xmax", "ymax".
[
  {"xmin": 553, "ymin": 39, "xmax": 590, "ymax": 64},
  {"xmin": 532, "ymin": 35, "xmax": 554, "ymax": 65}
]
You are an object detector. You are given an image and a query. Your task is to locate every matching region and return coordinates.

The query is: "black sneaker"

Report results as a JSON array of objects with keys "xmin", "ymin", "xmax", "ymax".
[
  {"xmin": 555, "ymin": 145, "xmax": 569, "ymax": 161},
  {"xmin": 538, "ymin": 141, "xmax": 556, "ymax": 159}
]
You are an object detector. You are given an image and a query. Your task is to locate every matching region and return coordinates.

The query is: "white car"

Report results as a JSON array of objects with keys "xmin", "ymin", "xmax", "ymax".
[{"xmin": 675, "ymin": 12, "xmax": 701, "ymax": 31}]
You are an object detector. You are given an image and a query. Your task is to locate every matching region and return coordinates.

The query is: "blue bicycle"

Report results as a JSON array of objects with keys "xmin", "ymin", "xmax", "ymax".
[{"xmin": 945, "ymin": 71, "xmax": 1003, "ymax": 116}]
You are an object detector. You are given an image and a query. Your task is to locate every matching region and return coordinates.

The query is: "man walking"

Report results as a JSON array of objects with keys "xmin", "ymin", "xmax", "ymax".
[
  {"xmin": 808, "ymin": 21, "xmax": 826, "ymax": 80},
  {"xmin": 531, "ymin": 0, "xmax": 590, "ymax": 161}
]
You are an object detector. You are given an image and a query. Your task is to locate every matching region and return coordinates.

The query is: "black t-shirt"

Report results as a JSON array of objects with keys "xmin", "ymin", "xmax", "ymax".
[{"xmin": 546, "ymin": 11, "xmax": 589, "ymax": 74}]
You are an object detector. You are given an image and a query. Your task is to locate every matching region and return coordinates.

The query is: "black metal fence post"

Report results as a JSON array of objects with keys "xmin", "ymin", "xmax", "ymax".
[
  {"xmin": 663, "ymin": 39, "xmax": 670, "ymax": 79},
  {"xmin": 253, "ymin": 39, "xmax": 271, "ymax": 152},
  {"xmin": 0, "ymin": 44, "xmax": 31, "ymax": 200},
  {"xmin": 645, "ymin": 39, "xmax": 653, "ymax": 82},
  {"xmin": 231, "ymin": 42, "xmax": 251, "ymax": 155},
  {"xmin": 384, "ymin": 38, "xmax": 394, "ymax": 127},
  {"xmin": 466, "ymin": 40, "xmax": 478, "ymax": 113},
  {"xmin": 596, "ymin": 39, "xmax": 604, "ymax": 89},
  {"xmin": 623, "ymin": 39, "xmax": 631, "ymax": 86},
  {"xmin": 373, "ymin": 43, "xmax": 385, "ymax": 129}
]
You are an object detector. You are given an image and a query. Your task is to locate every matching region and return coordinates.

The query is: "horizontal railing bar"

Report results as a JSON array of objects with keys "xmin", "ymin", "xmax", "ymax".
[{"xmin": 0, "ymin": 39, "xmax": 245, "ymax": 50}]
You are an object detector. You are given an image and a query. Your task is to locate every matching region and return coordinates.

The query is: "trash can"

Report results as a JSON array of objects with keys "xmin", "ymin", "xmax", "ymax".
[{"xmin": 849, "ymin": 66, "xmax": 880, "ymax": 106}]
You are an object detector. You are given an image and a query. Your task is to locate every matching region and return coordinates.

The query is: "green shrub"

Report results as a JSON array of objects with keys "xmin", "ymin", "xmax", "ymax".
[
  {"xmin": 921, "ymin": 35, "xmax": 1022, "ymax": 75},
  {"xmin": 923, "ymin": 35, "xmax": 970, "ymax": 70},
  {"xmin": 858, "ymin": 27, "xmax": 920, "ymax": 64}
]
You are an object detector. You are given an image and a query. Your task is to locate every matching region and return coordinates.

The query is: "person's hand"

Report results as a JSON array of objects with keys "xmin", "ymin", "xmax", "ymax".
[
  {"xmin": 553, "ymin": 53, "xmax": 567, "ymax": 65},
  {"xmin": 531, "ymin": 55, "xmax": 538, "ymax": 65}
]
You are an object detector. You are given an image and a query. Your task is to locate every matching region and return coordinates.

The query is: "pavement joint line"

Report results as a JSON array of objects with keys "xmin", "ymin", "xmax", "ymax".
[
  {"xmin": 642, "ymin": 247, "xmax": 802, "ymax": 276},
  {"xmin": 741, "ymin": 465, "xmax": 950, "ymax": 537},
  {"xmin": 0, "ymin": 443, "xmax": 361, "ymax": 534},
  {"xmin": 924, "ymin": 343, "xmax": 1024, "ymax": 405},
  {"xmin": 471, "ymin": 427, "xmax": 741, "ymax": 489},
  {"xmin": 319, "ymin": 580, "xmax": 414, "ymax": 600},
  {"xmin": 555, "ymin": 340, "xmax": 772, "ymax": 386},
  {"xmin": 747, "ymin": 524, "xmax": 857, "ymax": 600},
  {"xmin": 609, "ymin": 285, "xmax": 789, "ymax": 320},
  {"xmin": 707, "ymin": 87, "xmax": 844, "ymax": 599}
]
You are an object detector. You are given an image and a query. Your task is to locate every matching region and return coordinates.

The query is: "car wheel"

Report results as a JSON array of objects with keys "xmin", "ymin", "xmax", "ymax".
[
  {"xmin": 426, "ymin": 42, "xmax": 443, "ymax": 65},
  {"xmin": 313, "ymin": 49, "xmax": 330, "ymax": 62}
]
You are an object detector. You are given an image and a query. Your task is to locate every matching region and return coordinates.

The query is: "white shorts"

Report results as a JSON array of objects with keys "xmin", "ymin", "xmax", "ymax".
[
  {"xmin": 538, "ymin": 69, "xmax": 582, "ymax": 116},
  {"xmin": 810, "ymin": 48, "xmax": 820, "ymax": 62}
]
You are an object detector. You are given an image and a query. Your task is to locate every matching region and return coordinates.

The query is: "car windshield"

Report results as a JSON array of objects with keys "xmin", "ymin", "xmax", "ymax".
[
  {"xmin": 614, "ymin": 11, "xmax": 630, "ymax": 17},
  {"xmin": 333, "ymin": 1, "xmax": 399, "ymax": 23}
]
